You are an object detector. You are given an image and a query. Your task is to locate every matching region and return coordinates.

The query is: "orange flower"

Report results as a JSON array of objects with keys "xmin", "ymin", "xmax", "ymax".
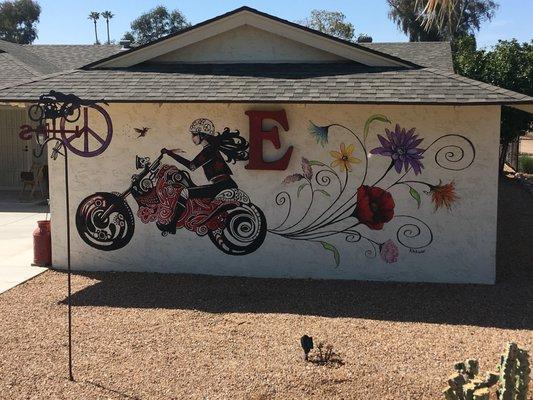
[
  {"xmin": 430, "ymin": 181, "xmax": 458, "ymax": 211},
  {"xmin": 330, "ymin": 143, "xmax": 361, "ymax": 172}
]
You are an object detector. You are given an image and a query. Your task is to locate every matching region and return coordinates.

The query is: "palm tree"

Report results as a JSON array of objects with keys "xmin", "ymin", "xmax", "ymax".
[
  {"xmin": 417, "ymin": 0, "xmax": 460, "ymax": 35},
  {"xmin": 88, "ymin": 11, "xmax": 100, "ymax": 44},
  {"xmin": 101, "ymin": 11, "xmax": 114, "ymax": 44}
]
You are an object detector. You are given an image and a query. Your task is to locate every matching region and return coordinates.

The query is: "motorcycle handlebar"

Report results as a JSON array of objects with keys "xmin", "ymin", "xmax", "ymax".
[{"xmin": 153, "ymin": 152, "xmax": 164, "ymax": 164}]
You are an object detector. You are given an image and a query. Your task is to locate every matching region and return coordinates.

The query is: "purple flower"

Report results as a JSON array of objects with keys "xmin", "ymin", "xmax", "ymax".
[
  {"xmin": 301, "ymin": 157, "xmax": 313, "ymax": 180},
  {"xmin": 282, "ymin": 173, "xmax": 304, "ymax": 184},
  {"xmin": 370, "ymin": 124, "xmax": 425, "ymax": 175}
]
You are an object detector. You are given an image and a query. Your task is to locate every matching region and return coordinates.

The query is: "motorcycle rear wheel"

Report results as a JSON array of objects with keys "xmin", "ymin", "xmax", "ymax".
[
  {"xmin": 76, "ymin": 192, "xmax": 135, "ymax": 251},
  {"xmin": 208, "ymin": 203, "xmax": 267, "ymax": 256}
]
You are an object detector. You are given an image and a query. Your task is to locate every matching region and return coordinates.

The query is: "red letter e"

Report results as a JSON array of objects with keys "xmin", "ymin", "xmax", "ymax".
[{"xmin": 245, "ymin": 110, "xmax": 293, "ymax": 170}]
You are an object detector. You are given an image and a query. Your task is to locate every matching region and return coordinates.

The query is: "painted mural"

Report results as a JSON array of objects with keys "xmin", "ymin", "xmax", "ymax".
[
  {"xmin": 269, "ymin": 115, "xmax": 476, "ymax": 266},
  {"xmin": 75, "ymin": 119, "xmax": 267, "ymax": 255},
  {"xmin": 73, "ymin": 110, "xmax": 476, "ymax": 268}
]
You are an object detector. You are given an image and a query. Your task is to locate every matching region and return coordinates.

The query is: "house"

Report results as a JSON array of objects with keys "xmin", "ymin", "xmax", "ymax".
[{"xmin": 0, "ymin": 7, "xmax": 531, "ymax": 284}]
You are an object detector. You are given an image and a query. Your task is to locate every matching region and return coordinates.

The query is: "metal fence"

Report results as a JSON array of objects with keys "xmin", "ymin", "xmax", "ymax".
[
  {"xmin": 501, "ymin": 136, "xmax": 533, "ymax": 172},
  {"xmin": 506, "ymin": 139, "xmax": 520, "ymax": 171}
]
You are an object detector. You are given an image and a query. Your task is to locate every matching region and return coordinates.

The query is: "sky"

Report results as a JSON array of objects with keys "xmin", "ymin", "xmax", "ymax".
[{"xmin": 33, "ymin": 0, "xmax": 532, "ymax": 49}]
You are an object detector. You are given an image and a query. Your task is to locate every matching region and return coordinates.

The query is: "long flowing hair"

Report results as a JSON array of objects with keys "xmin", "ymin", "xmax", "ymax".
[{"xmin": 203, "ymin": 128, "xmax": 249, "ymax": 164}]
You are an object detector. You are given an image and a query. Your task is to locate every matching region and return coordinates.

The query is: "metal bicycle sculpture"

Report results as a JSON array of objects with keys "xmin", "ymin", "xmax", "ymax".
[{"xmin": 26, "ymin": 91, "xmax": 113, "ymax": 381}]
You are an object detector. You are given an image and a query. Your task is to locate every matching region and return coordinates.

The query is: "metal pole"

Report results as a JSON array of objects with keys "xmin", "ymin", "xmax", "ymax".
[
  {"xmin": 64, "ymin": 147, "xmax": 73, "ymax": 381},
  {"xmin": 35, "ymin": 137, "xmax": 74, "ymax": 381}
]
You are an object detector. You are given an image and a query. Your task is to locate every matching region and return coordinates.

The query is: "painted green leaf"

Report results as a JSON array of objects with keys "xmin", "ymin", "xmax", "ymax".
[
  {"xmin": 409, "ymin": 186, "xmax": 421, "ymax": 209},
  {"xmin": 297, "ymin": 183, "xmax": 308, "ymax": 197},
  {"xmin": 308, "ymin": 160, "xmax": 326, "ymax": 166},
  {"xmin": 315, "ymin": 189, "xmax": 331, "ymax": 197},
  {"xmin": 321, "ymin": 241, "xmax": 340, "ymax": 267},
  {"xmin": 363, "ymin": 114, "xmax": 391, "ymax": 142}
]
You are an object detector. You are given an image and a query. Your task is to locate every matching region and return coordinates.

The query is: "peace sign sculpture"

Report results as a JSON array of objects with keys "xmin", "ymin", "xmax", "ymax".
[
  {"xmin": 27, "ymin": 91, "xmax": 113, "ymax": 158},
  {"xmin": 60, "ymin": 104, "xmax": 113, "ymax": 157}
]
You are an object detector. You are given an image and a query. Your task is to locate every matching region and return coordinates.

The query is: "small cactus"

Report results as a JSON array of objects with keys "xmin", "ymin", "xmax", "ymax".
[
  {"xmin": 496, "ymin": 343, "xmax": 530, "ymax": 400},
  {"xmin": 473, "ymin": 388, "xmax": 489, "ymax": 400},
  {"xmin": 443, "ymin": 343, "xmax": 530, "ymax": 400}
]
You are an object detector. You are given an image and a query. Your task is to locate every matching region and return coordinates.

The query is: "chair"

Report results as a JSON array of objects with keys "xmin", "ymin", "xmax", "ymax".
[{"xmin": 20, "ymin": 163, "xmax": 45, "ymax": 199}]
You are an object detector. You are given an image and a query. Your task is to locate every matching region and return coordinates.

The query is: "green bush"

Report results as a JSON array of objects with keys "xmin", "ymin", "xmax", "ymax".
[{"xmin": 518, "ymin": 155, "xmax": 533, "ymax": 173}]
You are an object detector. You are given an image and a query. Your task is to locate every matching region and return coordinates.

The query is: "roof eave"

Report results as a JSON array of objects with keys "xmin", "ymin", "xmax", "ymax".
[{"xmin": 1, "ymin": 97, "xmax": 531, "ymax": 106}]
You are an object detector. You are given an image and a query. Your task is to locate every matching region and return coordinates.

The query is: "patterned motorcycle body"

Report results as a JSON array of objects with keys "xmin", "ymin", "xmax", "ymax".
[{"xmin": 135, "ymin": 165, "xmax": 235, "ymax": 236}]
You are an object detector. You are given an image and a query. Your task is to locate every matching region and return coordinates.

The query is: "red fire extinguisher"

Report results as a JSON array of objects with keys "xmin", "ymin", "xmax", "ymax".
[{"xmin": 33, "ymin": 220, "xmax": 52, "ymax": 267}]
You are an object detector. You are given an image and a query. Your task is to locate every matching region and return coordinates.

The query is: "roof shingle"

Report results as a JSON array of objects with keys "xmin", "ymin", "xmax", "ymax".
[
  {"xmin": 0, "ymin": 64, "xmax": 530, "ymax": 105},
  {"xmin": 0, "ymin": 41, "xmax": 123, "ymax": 87},
  {"xmin": 23, "ymin": 44, "xmax": 122, "ymax": 71},
  {"xmin": 0, "ymin": 52, "xmax": 39, "ymax": 86},
  {"xmin": 360, "ymin": 42, "xmax": 454, "ymax": 71}
]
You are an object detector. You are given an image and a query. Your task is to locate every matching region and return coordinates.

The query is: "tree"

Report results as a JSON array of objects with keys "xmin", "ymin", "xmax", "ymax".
[
  {"xmin": 388, "ymin": 0, "xmax": 442, "ymax": 41},
  {"xmin": 454, "ymin": 37, "xmax": 533, "ymax": 171},
  {"xmin": 387, "ymin": 0, "xmax": 498, "ymax": 41},
  {"xmin": 121, "ymin": 32, "xmax": 135, "ymax": 45},
  {"xmin": 418, "ymin": 0, "xmax": 457, "ymax": 32},
  {"xmin": 101, "ymin": 11, "xmax": 114, "ymax": 45},
  {"xmin": 357, "ymin": 34, "xmax": 373, "ymax": 43},
  {"xmin": 88, "ymin": 11, "xmax": 100, "ymax": 45},
  {"xmin": 0, "ymin": 0, "xmax": 41, "ymax": 44},
  {"xmin": 125, "ymin": 6, "xmax": 190, "ymax": 45},
  {"xmin": 300, "ymin": 10, "xmax": 356, "ymax": 42}
]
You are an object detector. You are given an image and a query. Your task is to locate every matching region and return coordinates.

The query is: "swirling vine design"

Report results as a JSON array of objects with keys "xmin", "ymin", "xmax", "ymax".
[{"xmin": 268, "ymin": 115, "xmax": 476, "ymax": 267}]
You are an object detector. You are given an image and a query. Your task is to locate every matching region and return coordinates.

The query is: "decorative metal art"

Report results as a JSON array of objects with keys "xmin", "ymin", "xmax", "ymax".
[
  {"xmin": 20, "ymin": 90, "xmax": 113, "ymax": 157},
  {"xmin": 22, "ymin": 91, "xmax": 112, "ymax": 381},
  {"xmin": 28, "ymin": 90, "xmax": 105, "ymax": 123}
]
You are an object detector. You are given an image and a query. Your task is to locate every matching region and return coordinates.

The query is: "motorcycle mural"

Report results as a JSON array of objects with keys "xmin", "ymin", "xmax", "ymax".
[{"xmin": 75, "ymin": 119, "xmax": 267, "ymax": 256}]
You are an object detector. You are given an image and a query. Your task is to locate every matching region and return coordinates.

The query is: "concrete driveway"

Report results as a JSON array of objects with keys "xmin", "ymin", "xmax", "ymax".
[{"xmin": 0, "ymin": 190, "xmax": 48, "ymax": 294}]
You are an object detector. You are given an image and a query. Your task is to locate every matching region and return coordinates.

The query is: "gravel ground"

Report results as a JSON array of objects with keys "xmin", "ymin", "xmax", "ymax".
[{"xmin": 0, "ymin": 178, "xmax": 532, "ymax": 400}]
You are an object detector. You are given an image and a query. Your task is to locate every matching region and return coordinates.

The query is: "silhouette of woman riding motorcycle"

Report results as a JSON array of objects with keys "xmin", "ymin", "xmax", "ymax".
[{"xmin": 76, "ymin": 119, "xmax": 267, "ymax": 256}]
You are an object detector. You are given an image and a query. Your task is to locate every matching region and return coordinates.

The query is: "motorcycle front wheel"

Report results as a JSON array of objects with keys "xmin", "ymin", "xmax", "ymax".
[
  {"xmin": 208, "ymin": 203, "xmax": 267, "ymax": 256},
  {"xmin": 76, "ymin": 192, "xmax": 135, "ymax": 251}
]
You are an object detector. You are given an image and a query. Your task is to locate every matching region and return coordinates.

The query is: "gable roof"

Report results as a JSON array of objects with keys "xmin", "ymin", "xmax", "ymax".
[
  {"xmin": 0, "ymin": 40, "xmax": 122, "ymax": 88},
  {"xmin": 0, "ymin": 8, "xmax": 529, "ymax": 107},
  {"xmin": 85, "ymin": 7, "xmax": 419, "ymax": 69},
  {"xmin": 0, "ymin": 63, "xmax": 531, "ymax": 105},
  {"xmin": 23, "ymin": 44, "xmax": 122, "ymax": 71},
  {"xmin": 0, "ymin": 39, "xmax": 58, "ymax": 75},
  {"xmin": 0, "ymin": 51, "xmax": 40, "ymax": 86}
]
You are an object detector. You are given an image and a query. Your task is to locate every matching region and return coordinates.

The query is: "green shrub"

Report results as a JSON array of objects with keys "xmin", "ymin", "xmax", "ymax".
[{"xmin": 518, "ymin": 155, "xmax": 533, "ymax": 173}]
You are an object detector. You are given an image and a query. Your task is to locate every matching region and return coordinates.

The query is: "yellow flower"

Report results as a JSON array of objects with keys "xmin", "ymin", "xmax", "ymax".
[{"xmin": 330, "ymin": 143, "xmax": 361, "ymax": 172}]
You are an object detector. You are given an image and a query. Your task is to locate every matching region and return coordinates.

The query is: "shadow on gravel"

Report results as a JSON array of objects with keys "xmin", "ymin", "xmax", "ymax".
[{"xmin": 64, "ymin": 178, "xmax": 532, "ymax": 330}]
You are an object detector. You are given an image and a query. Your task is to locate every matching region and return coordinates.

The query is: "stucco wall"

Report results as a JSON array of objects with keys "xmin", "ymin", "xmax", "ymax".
[
  {"xmin": 48, "ymin": 103, "xmax": 500, "ymax": 284},
  {"xmin": 152, "ymin": 26, "xmax": 345, "ymax": 63}
]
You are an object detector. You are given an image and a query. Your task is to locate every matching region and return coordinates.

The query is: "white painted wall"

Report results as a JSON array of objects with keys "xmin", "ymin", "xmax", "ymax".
[
  {"xmin": 48, "ymin": 103, "xmax": 500, "ymax": 284},
  {"xmin": 151, "ymin": 25, "xmax": 345, "ymax": 64}
]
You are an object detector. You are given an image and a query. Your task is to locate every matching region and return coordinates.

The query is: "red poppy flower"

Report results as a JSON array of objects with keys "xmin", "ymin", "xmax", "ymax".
[{"xmin": 353, "ymin": 186, "xmax": 395, "ymax": 230}]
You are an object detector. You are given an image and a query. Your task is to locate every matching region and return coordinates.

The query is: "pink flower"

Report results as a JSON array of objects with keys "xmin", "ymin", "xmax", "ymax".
[{"xmin": 380, "ymin": 240, "xmax": 399, "ymax": 263}]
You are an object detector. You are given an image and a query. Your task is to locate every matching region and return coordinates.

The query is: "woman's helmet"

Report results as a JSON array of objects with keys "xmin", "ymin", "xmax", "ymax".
[{"xmin": 189, "ymin": 118, "xmax": 215, "ymax": 137}]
